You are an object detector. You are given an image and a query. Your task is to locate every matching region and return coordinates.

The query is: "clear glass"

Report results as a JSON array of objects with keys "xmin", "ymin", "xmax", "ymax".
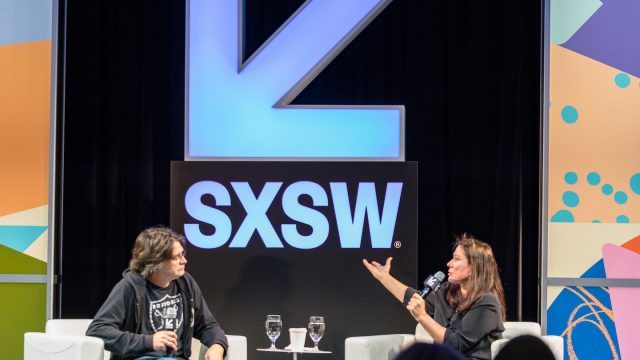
[
  {"xmin": 265, "ymin": 314, "xmax": 282, "ymax": 350},
  {"xmin": 308, "ymin": 316, "xmax": 325, "ymax": 351}
]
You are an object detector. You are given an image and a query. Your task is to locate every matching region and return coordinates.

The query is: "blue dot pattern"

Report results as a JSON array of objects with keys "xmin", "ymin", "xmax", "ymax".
[
  {"xmin": 551, "ymin": 210, "xmax": 574, "ymax": 222},
  {"xmin": 602, "ymin": 184, "xmax": 613, "ymax": 195},
  {"xmin": 614, "ymin": 191, "xmax": 628, "ymax": 204},
  {"xmin": 561, "ymin": 106, "xmax": 579, "ymax": 124},
  {"xmin": 563, "ymin": 191, "xmax": 580, "ymax": 208},
  {"xmin": 616, "ymin": 215, "xmax": 630, "ymax": 223},
  {"xmin": 565, "ymin": 172, "xmax": 578, "ymax": 185},
  {"xmin": 614, "ymin": 73, "xmax": 631, "ymax": 88},
  {"xmin": 586, "ymin": 172, "xmax": 601, "ymax": 185},
  {"xmin": 630, "ymin": 173, "xmax": 640, "ymax": 195}
]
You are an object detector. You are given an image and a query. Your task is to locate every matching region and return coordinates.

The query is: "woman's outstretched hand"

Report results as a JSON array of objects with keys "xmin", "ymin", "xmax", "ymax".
[{"xmin": 362, "ymin": 257, "xmax": 393, "ymax": 280}]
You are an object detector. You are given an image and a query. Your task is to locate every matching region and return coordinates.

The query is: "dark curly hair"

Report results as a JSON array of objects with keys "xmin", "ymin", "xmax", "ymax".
[{"xmin": 129, "ymin": 226, "xmax": 186, "ymax": 278}]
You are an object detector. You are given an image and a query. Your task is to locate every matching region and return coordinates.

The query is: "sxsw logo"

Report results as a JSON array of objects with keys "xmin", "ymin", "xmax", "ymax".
[{"xmin": 183, "ymin": 181, "xmax": 403, "ymax": 249}]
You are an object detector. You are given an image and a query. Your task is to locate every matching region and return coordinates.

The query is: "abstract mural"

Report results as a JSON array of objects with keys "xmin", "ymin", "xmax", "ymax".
[{"xmin": 547, "ymin": 1, "xmax": 640, "ymax": 359}]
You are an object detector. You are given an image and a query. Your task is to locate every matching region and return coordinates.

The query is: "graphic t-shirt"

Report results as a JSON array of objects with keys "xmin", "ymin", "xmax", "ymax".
[{"xmin": 141, "ymin": 280, "xmax": 185, "ymax": 357}]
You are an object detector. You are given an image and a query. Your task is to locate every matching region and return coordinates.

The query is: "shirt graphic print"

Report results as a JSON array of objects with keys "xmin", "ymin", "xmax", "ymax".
[{"xmin": 148, "ymin": 293, "xmax": 184, "ymax": 332}]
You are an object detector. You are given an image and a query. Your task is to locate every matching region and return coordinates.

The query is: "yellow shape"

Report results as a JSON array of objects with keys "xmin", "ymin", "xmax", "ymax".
[
  {"xmin": 23, "ymin": 230, "xmax": 48, "ymax": 262},
  {"xmin": 548, "ymin": 223, "xmax": 640, "ymax": 278},
  {"xmin": 0, "ymin": 205, "xmax": 48, "ymax": 225}
]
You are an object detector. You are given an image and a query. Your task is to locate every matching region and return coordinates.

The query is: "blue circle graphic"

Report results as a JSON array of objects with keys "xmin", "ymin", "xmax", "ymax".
[
  {"xmin": 616, "ymin": 215, "xmax": 630, "ymax": 223},
  {"xmin": 565, "ymin": 172, "xmax": 578, "ymax": 185},
  {"xmin": 614, "ymin": 73, "xmax": 631, "ymax": 88},
  {"xmin": 614, "ymin": 191, "xmax": 628, "ymax": 204},
  {"xmin": 561, "ymin": 106, "xmax": 579, "ymax": 124},
  {"xmin": 630, "ymin": 173, "xmax": 640, "ymax": 195},
  {"xmin": 592, "ymin": 220, "xmax": 601, "ymax": 223},
  {"xmin": 563, "ymin": 191, "xmax": 580, "ymax": 208},
  {"xmin": 586, "ymin": 172, "xmax": 601, "ymax": 186},
  {"xmin": 602, "ymin": 184, "xmax": 613, "ymax": 195},
  {"xmin": 551, "ymin": 210, "xmax": 574, "ymax": 222}
]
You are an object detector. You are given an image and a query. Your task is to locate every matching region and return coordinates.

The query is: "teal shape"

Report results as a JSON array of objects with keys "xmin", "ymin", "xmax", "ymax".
[
  {"xmin": 565, "ymin": 171, "xmax": 578, "ymax": 185},
  {"xmin": 551, "ymin": 210, "xmax": 574, "ymax": 222},
  {"xmin": 562, "ymin": 191, "xmax": 580, "ymax": 208},
  {"xmin": 614, "ymin": 191, "xmax": 628, "ymax": 205},
  {"xmin": 616, "ymin": 215, "xmax": 629, "ymax": 223},
  {"xmin": 630, "ymin": 173, "xmax": 640, "ymax": 195},
  {"xmin": 561, "ymin": 105, "xmax": 579, "ymax": 124},
  {"xmin": 0, "ymin": 226, "xmax": 47, "ymax": 253},
  {"xmin": 586, "ymin": 172, "xmax": 601, "ymax": 186},
  {"xmin": 551, "ymin": 0, "xmax": 602, "ymax": 45},
  {"xmin": 614, "ymin": 73, "xmax": 631, "ymax": 88}
]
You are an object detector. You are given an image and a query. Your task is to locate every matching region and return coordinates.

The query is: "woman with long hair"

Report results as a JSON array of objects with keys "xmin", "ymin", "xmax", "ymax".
[{"xmin": 363, "ymin": 234, "xmax": 506, "ymax": 360}]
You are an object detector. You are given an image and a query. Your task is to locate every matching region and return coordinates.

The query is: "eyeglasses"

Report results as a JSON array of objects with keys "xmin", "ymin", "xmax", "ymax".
[{"xmin": 169, "ymin": 250, "xmax": 187, "ymax": 263}]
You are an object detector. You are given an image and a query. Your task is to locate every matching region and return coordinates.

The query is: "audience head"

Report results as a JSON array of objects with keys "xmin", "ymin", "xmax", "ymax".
[
  {"xmin": 129, "ymin": 226, "xmax": 186, "ymax": 278},
  {"xmin": 393, "ymin": 343, "xmax": 466, "ymax": 360},
  {"xmin": 494, "ymin": 335, "xmax": 555, "ymax": 360}
]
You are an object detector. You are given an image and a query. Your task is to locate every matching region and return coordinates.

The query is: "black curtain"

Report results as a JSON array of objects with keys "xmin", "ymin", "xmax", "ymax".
[{"xmin": 57, "ymin": 0, "xmax": 541, "ymax": 323}]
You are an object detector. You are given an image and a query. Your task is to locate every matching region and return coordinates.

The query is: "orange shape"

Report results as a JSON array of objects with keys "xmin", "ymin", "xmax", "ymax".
[{"xmin": 0, "ymin": 40, "xmax": 51, "ymax": 216}]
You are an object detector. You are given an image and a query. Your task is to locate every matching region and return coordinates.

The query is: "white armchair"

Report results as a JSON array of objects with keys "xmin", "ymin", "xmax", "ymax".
[
  {"xmin": 345, "ymin": 322, "xmax": 558, "ymax": 360},
  {"xmin": 24, "ymin": 319, "xmax": 247, "ymax": 360},
  {"xmin": 344, "ymin": 324, "xmax": 433, "ymax": 360},
  {"xmin": 25, "ymin": 319, "xmax": 106, "ymax": 360}
]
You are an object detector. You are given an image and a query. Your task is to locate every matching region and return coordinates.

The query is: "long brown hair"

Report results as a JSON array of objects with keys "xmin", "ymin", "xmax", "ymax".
[
  {"xmin": 129, "ymin": 226, "xmax": 186, "ymax": 278},
  {"xmin": 446, "ymin": 234, "xmax": 506, "ymax": 320}
]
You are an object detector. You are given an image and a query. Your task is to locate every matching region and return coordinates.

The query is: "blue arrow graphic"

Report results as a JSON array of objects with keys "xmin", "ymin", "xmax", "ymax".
[{"xmin": 187, "ymin": 0, "xmax": 403, "ymax": 159}]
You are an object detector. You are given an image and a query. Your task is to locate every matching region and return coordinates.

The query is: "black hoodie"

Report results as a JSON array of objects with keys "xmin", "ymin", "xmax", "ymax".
[{"xmin": 86, "ymin": 270, "xmax": 228, "ymax": 359}]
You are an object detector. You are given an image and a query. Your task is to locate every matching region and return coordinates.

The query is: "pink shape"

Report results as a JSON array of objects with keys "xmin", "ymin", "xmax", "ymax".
[{"xmin": 602, "ymin": 243, "xmax": 640, "ymax": 360}]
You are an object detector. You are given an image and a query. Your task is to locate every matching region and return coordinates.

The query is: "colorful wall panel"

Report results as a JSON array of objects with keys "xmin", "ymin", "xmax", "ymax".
[
  {"xmin": 546, "ymin": 1, "xmax": 640, "ymax": 359},
  {"xmin": 0, "ymin": 0, "xmax": 53, "ymax": 358}
]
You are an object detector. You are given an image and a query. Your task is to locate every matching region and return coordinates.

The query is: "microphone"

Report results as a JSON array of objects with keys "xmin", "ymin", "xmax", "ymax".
[{"xmin": 419, "ymin": 271, "xmax": 445, "ymax": 299}]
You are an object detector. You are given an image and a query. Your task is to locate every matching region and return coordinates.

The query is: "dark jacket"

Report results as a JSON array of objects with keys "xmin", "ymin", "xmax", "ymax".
[
  {"xmin": 86, "ymin": 270, "xmax": 227, "ymax": 359},
  {"xmin": 404, "ymin": 283, "xmax": 504, "ymax": 360}
]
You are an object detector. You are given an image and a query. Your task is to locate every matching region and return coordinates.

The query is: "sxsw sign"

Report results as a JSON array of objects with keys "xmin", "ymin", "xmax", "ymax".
[
  {"xmin": 170, "ymin": 162, "xmax": 417, "ymax": 251},
  {"xmin": 179, "ymin": 1, "xmax": 414, "ymax": 250},
  {"xmin": 184, "ymin": 180, "xmax": 402, "ymax": 249}
]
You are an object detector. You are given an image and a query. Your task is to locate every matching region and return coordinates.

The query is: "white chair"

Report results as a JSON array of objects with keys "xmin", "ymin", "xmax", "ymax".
[
  {"xmin": 24, "ymin": 332, "xmax": 104, "ymax": 360},
  {"xmin": 345, "ymin": 321, "xmax": 552, "ymax": 360},
  {"xmin": 25, "ymin": 319, "xmax": 106, "ymax": 360},
  {"xmin": 344, "ymin": 324, "xmax": 432, "ymax": 360},
  {"xmin": 24, "ymin": 319, "xmax": 247, "ymax": 360}
]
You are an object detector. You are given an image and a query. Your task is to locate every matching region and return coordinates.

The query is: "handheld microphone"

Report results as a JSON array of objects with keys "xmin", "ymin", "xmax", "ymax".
[{"xmin": 419, "ymin": 271, "xmax": 445, "ymax": 299}]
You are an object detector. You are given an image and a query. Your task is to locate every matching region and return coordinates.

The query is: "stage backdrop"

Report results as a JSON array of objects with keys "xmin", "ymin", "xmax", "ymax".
[
  {"xmin": 171, "ymin": 161, "xmax": 418, "ymax": 359},
  {"xmin": 0, "ymin": 0, "xmax": 54, "ymax": 358},
  {"xmin": 544, "ymin": 0, "xmax": 640, "ymax": 359}
]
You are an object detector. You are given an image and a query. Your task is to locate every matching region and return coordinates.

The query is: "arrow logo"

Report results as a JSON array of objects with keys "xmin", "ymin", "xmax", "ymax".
[{"xmin": 187, "ymin": 0, "xmax": 403, "ymax": 159}]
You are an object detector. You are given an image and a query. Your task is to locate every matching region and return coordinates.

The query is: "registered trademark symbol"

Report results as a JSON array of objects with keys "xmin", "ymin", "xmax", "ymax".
[{"xmin": 394, "ymin": 241, "xmax": 402, "ymax": 248}]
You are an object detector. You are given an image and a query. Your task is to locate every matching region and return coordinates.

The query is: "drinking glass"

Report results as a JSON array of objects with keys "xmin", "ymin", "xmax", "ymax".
[
  {"xmin": 307, "ymin": 316, "xmax": 325, "ymax": 351},
  {"xmin": 265, "ymin": 315, "xmax": 282, "ymax": 350}
]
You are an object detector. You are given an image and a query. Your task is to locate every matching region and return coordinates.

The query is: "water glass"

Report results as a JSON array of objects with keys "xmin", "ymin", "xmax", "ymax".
[
  {"xmin": 308, "ymin": 316, "xmax": 325, "ymax": 351},
  {"xmin": 265, "ymin": 314, "xmax": 282, "ymax": 349}
]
